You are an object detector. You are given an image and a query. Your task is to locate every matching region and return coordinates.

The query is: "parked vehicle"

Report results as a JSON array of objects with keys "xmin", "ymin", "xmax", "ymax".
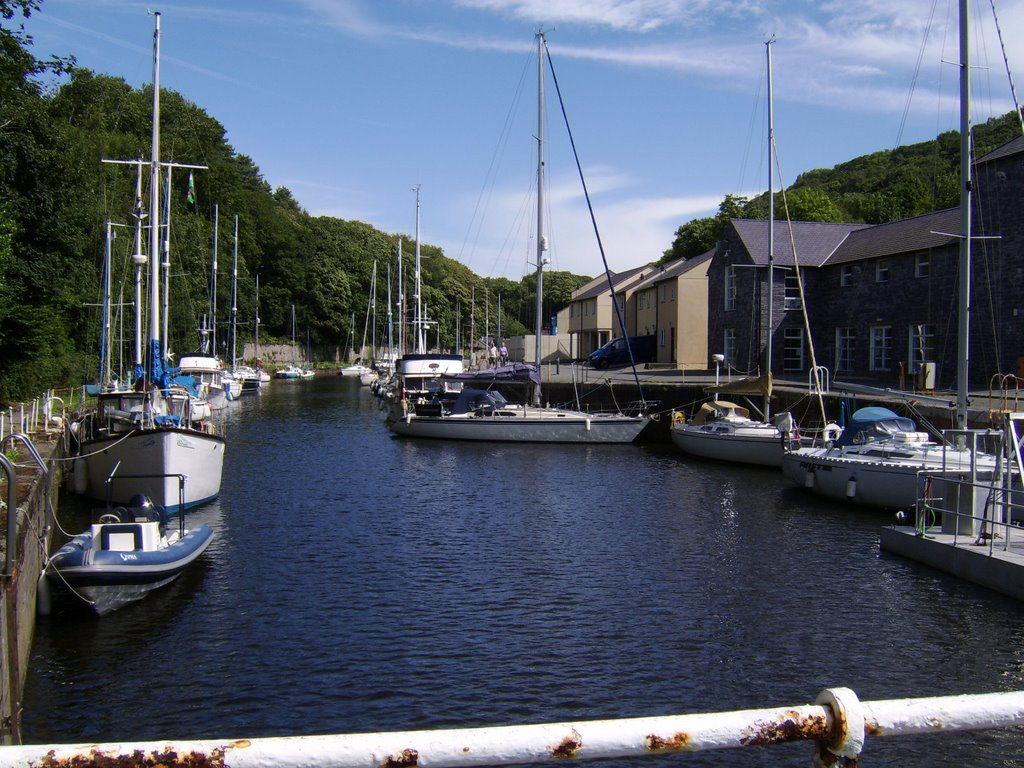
[{"xmin": 588, "ymin": 335, "xmax": 656, "ymax": 369}]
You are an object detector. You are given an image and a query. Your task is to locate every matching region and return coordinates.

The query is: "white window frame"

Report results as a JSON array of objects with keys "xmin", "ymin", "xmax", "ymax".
[
  {"xmin": 875, "ymin": 259, "xmax": 890, "ymax": 283},
  {"xmin": 784, "ymin": 272, "xmax": 803, "ymax": 311},
  {"xmin": 783, "ymin": 327, "xmax": 804, "ymax": 372},
  {"xmin": 908, "ymin": 323, "xmax": 934, "ymax": 370},
  {"xmin": 835, "ymin": 327, "xmax": 855, "ymax": 373},
  {"xmin": 915, "ymin": 253, "xmax": 930, "ymax": 278},
  {"xmin": 724, "ymin": 265, "xmax": 737, "ymax": 311},
  {"xmin": 870, "ymin": 325, "xmax": 892, "ymax": 371},
  {"xmin": 723, "ymin": 327, "xmax": 736, "ymax": 364}
]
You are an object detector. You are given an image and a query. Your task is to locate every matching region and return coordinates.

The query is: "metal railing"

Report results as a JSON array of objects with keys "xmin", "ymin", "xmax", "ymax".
[{"xmin": 0, "ymin": 688, "xmax": 1022, "ymax": 767}]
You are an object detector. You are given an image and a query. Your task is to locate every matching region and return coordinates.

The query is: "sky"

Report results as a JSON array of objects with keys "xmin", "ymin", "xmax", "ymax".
[{"xmin": 18, "ymin": 0, "xmax": 1024, "ymax": 280}]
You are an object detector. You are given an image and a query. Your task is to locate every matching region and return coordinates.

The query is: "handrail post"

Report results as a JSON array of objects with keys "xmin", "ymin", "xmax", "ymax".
[{"xmin": 1, "ymin": 454, "xmax": 17, "ymax": 576}]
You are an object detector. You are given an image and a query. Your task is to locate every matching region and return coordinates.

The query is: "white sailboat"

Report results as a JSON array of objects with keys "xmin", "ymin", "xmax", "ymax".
[
  {"xmin": 72, "ymin": 13, "xmax": 225, "ymax": 514},
  {"xmin": 670, "ymin": 39, "xmax": 798, "ymax": 467},
  {"xmin": 385, "ymin": 33, "xmax": 649, "ymax": 443},
  {"xmin": 780, "ymin": 1, "xmax": 1002, "ymax": 509}
]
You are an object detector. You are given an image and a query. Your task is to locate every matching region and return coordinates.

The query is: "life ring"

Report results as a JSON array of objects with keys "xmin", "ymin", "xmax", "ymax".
[
  {"xmin": 673, "ymin": 411, "xmax": 685, "ymax": 426},
  {"xmin": 823, "ymin": 423, "xmax": 842, "ymax": 444}
]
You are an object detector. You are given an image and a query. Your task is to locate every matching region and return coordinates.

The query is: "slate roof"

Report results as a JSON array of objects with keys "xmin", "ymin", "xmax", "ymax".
[
  {"xmin": 571, "ymin": 263, "xmax": 651, "ymax": 301},
  {"xmin": 976, "ymin": 135, "xmax": 1024, "ymax": 165},
  {"xmin": 630, "ymin": 248, "xmax": 713, "ymax": 291},
  {"xmin": 825, "ymin": 207, "xmax": 960, "ymax": 265},
  {"xmin": 731, "ymin": 219, "xmax": 868, "ymax": 267}
]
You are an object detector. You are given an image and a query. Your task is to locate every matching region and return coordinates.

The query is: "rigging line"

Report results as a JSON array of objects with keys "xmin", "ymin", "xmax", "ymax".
[
  {"xmin": 897, "ymin": 0, "xmax": 940, "ymax": 148},
  {"xmin": 543, "ymin": 43, "xmax": 646, "ymax": 407},
  {"xmin": 987, "ymin": 0, "xmax": 1024, "ymax": 135},
  {"xmin": 457, "ymin": 51, "xmax": 533, "ymax": 271},
  {"xmin": 772, "ymin": 139, "xmax": 828, "ymax": 429}
]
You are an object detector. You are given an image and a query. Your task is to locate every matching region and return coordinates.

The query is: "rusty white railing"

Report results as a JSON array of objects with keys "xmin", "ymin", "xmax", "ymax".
[
  {"xmin": 0, "ymin": 388, "xmax": 81, "ymax": 444},
  {"xmin": 1, "ymin": 688, "xmax": 1022, "ymax": 767}
]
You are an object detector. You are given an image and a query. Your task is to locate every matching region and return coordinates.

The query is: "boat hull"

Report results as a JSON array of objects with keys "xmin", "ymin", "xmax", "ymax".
[
  {"xmin": 387, "ymin": 407, "xmax": 648, "ymax": 443},
  {"xmin": 781, "ymin": 447, "xmax": 1000, "ymax": 510},
  {"xmin": 49, "ymin": 523, "xmax": 214, "ymax": 615},
  {"xmin": 670, "ymin": 422, "xmax": 783, "ymax": 467},
  {"xmin": 78, "ymin": 428, "xmax": 225, "ymax": 513}
]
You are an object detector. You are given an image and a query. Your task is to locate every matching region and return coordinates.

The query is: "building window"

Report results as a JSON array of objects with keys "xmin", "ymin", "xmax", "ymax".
[
  {"xmin": 783, "ymin": 327, "xmax": 804, "ymax": 372},
  {"xmin": 875, "ymin": 259, "xmax": 890, "ymax": 283},
  {"xmin": 784, "ymin": 272, "xmax": 802, "ymax": 311},
  {"xmin": 660, "ymin": 285, "xmax": 666, "ymax": 302},
  {"xmin": 723, "ymin": 328, "xmax": 736, "ymax": 364},
  {"xmin": 870, "ymin": 325, "xmax": 892, "ymax": 371},
  {"xmin": 671, "ymin": 285, "xmax": 676, "ymax": 300},
  {"xmin": 724, "ymin": 265, "xmax": 737, "ymax": 311},
  {"xmin": 840, "ymin": 265, "xmax": 855, "ymax": 287},
  {"xmin": 915, "ymin": 254, "xmax": 930, "ymax": 278},
  {"xmin": 908, "ymin": 324, "xmax": 934, "ymax": 370},
  {"xmin": 835, "ymin": 327, "xmax": 855, "ymax": 373}
]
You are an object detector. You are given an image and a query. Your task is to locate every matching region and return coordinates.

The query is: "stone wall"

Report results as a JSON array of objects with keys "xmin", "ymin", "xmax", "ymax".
[{"xmin": 0, "ymin": 433, "xmax": 60, "ymax": 745}]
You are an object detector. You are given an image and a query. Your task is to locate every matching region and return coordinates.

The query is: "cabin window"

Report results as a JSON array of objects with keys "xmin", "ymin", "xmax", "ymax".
[
  {"xmin": 783, "ymin": 327, "xmax": 804, "ymax": 372},
  {"xmin": 908, "ymin": 324, "xmax": 934, "ymax": 370},
  {"xmin": 870, "ymin": 325, "xmax": 892, "ymax": 371},
  {"xmin": 784, "ymin": 272, "xmax": 803, "ymax": 311},
  {"xmin": 875, "ymin": 259, "xmax": 890, "ymax": 283},
  {"xmin": 840, "ymin": 265, "xmax": 855, "ymax": 287},
  {"xmin": 915, "ymin": 254, "xmax": 930, "ymax": 278},
  {"xmin": 723, "ymin": 328, "xmax": 736, "ymax": 364},
  {"xmin": 724, "ymin": 265, "xmax": 737, "ymax": 311},
  {"xmin": 835, "ymin": 327, "xmax": 855, "ymax": 373}
]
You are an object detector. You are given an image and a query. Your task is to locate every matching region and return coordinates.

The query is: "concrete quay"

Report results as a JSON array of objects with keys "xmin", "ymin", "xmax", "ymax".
[{"xmin": 880, "ymin": 526, "xmax": 1024, "ymax": 601}]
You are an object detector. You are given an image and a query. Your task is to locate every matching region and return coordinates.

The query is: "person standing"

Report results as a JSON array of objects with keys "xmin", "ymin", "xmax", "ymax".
[
  {"xmin": 489, "ymin": 340, "xmax": 498, "ymax": 368},
  {"xmin": 499, "ymin": 341, "xmax": 508, "ymax": 365}
]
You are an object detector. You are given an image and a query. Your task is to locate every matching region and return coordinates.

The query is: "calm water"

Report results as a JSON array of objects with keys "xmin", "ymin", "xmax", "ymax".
[{"xmin": 22, "ymin": 377, "xmax": 1024, "ymax": 765}]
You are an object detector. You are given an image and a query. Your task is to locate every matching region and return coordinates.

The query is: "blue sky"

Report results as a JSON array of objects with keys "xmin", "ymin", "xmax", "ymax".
[{"xmin": 20, "ymin": 0, "xmax": 1024, "ymax": 279}]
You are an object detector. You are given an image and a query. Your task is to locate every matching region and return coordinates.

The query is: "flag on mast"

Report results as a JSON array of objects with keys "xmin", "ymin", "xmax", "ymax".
[{"xmin": 187, "ymin": 171, "xmax": 196, "ymax": 205}]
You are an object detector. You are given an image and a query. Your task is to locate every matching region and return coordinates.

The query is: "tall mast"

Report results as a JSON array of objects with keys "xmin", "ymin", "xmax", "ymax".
[
  {"xmin": 147, "ymin": 11, "xmax": 162, "ymax": 382},
  {"xmin": 231, "ymin": 214, "xmax": 239, "ymax": 368},
  {"xmin": 765, "ymin": 36, "xmax": 775, "ymax": 421},
  {"xmin": 955, "ymin": 0, "xmax": 971, "ymax": 429},
  {"xmin": 413, "ymin": 185, "xmax": 424, "ymax": 354},
  {"xmin": 161, "ymin": 164, "xmax": 172, "ymax": 359},
  {"xmin": 101, "ymin": 221, "xmax": 113, "ymax": 388},
  {"xmin": 211, "ymin": 203, "xmax": 218, "ymax": 355},
  {"xmin": 396, "ymin": 237, "xmax": 404, "ymax": 356},
  {"xmin": 254, "ymin": 274, "xmax": 261, "ymax": 364},
  {"xmin": 131, "ymin": 161, "xmax": 146, "ymax": 370},
  {"xmin": 533, "ymin": 31, "xmax": 548, "ymax": 406}
]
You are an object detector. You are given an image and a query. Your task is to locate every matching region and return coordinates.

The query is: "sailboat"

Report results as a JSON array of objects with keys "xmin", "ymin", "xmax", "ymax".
[
  {"xmin": 71, "ymin": 12, "xmax": 225, "ymax": 514},
  {"xmin": 780, "ymin": 0, "xmax": 1003, "ymax": 509},
  {"xmin": 670, "ymin": 40, "xmax": 800, "ymax": 467},
  {"xmin": 385, "ymin": 33, "xmax": 649, "ymax": 443}
]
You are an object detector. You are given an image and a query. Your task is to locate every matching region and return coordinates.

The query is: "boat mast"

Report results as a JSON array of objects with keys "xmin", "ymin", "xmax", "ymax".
[
  {"xmin": 210, "ymin": 203, "xmax": 218, "ymax": 355},
  {"xmin": 131, "ymin": 161, "xmax": 146, "ymax": 371},
  {"xmin": 146, "ymin": 10, "xmax": 162, "ymax": 384},
  {"xmin": 534, "ymin": 30, "xmax": 548, "ymax": 406},
  {"xmin": 396, "ymin": 237, "xmax": 404, "ymax": 356},
  {"xmin": 956, "ymin": 0, "xmax": 971, "ymax": 429},
  {"xmin": 231, "ymin": 214, "xmax": 239, "ymax": 369},
  {"xmin": 765, "ymin": 36, "xmax": 775, "ymax": 421},
  {"xmin": 101, "ymin": 221, "xmax": 113, "ymax": 388},
  {"xmin": 254, "ymin": 273, "xmax": 261, "ymax": 365},
  {"xmin": 413, "ymin": 185, "xmax": 424, "ymax": 354}
]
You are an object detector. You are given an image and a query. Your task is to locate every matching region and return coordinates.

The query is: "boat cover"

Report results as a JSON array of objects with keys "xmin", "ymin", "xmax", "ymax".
[
  {"xmin": 444, "ymin": 363, "xmax": 541, "ymax": 387},
  {"xmin": 449, "ymin": 388, "xmax": 511, "ymax": 416},
  {"xmin": 706, "ymin": 373, "xmax": 772, "ymax": 396},
  {"xmin": 834, "ymin": 406, "xmax": 918, "ymax": 447}
]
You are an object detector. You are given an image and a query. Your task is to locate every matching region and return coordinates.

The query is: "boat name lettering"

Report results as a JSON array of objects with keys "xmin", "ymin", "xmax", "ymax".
[{"xmin": 119, "ymin": 553, "xmax": 139, "ymax": 562}]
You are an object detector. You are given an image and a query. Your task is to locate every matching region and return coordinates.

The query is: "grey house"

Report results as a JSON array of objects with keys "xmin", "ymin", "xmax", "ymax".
[{"xmin": 705, "ymin": 135, "xmax": 1024, "ymax": 391}]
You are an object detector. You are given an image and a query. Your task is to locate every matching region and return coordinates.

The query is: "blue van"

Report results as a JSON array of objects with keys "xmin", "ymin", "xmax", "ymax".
[{"xmin": 587, "ymin": 335, "xmax": 656, "ymax": 369}]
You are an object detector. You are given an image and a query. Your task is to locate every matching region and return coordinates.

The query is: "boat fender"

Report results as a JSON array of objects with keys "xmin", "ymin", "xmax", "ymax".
[
  {"xmin": 673, "ymin": 411, "xmax": 685, "ymax": 426},
  {"xmin": 72, "ymin": 457, "xmax": 88, "ymax": 495},
  {"xmin": 36, "ymin": 571, "xmax": 51, "ymax": 616},
  {"xmin": 823, "ymin": 423, "xmax": 842, "ymax": 445},
  {"xmin": 846, "ymin": 476, "xmax": 857, "ymax": 500},
  {"xmin": 804, "ymin": 469, "xmax": 815, "ymax": 488}
]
